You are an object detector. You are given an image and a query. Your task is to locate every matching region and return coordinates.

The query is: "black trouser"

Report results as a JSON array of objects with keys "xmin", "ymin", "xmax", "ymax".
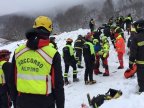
[
  {"xmin": 84, "ymin": 60, "xmax": 94, "ymax": 82},
  {"xmin": 90, "ymin": 26, "xmax": 94, "ymax": 32},
  {"xmin": 75, "ymin": 49, "xmax": 82, "ymax": 65},
  {"xmin": 64, "ymin": 60, "xmax": 77, "ymax": 80},
  {"xmin": 16, "ymin": 93, "xmax": 55, "ymax": 108},
  {"xmin": 0, "ymin": 92, "xmax": 10, "ymax": 108},
  {"xmin": 137, "ymin": 68, "xmax": 144, "ymax": 92}
]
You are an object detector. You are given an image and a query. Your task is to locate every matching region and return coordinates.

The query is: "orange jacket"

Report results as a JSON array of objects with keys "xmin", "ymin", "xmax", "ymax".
[{"xmin": 115, "ymin": 35, "xmax": 125, "ymax": 53}]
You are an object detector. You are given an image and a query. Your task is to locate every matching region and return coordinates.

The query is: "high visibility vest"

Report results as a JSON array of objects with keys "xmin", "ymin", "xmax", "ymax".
[
  {"xmin": 49, "ymin": 43, "xmax": 54, "ymax": 48},
  {"xmin": 15, "ymin": 44, "xmax": 57, "ymax": 95},
  {"xmin": 84, "ymin": 42, "xmax": 95, "ymax": 55},
  {"xmin": 0, "ymin": 61, "xmax": 6, "ymax": 84},
  {"xmin": 65, "ymin": 45, "xmax": 74, "ymax": 56}
]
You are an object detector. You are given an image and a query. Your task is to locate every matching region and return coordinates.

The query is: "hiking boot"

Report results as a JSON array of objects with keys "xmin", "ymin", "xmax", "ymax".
[
  {"xmin": 64, "ymin": 81, "xmax": 70, "ymax": 85},
  {"xmin": 118, "ymin": 66, "xmax": 124, "ymax": 69},
  {"xmin": 85, "ymin": 81, "xmax": 89, "ymax": 85},
  {"xmin": 73, "ymin": 78, "xmax": 80, "ymax": 82},
  {"xmin": 89, "ymin": 80, "xmax": 96, "ymax": 85},
  {"xmin": 95, "ymin": 71, "xmax": 103, "ymax": 75},
  {"xmin": 78, "ymin": 65, "xmax": 84, "ymax": 68},
  {"xmin": 103, "ymin": 73, "xmax": 109, "ymax": 76}
]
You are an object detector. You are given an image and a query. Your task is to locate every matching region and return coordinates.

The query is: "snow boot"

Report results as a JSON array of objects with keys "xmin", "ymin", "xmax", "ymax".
[
  {"xmin": 64, "ymin": 78, "xmax": 70, "ymax": 85},
  {"xmin": 85, "ymin": 81, "xmax": 89, "ymax": 85},
  {"xmin": 78, "ymin": 65, "xmax": 84, "ymax": 68},
  {"xmin": 118, "ymin": 66, "xmax": 124, "ymax": 69},
  {"xmin": 103, "ymin": 70, "xmax": 109, "ymax": 76},
  {"xmin": 73, "ymin": 78, "xmax": 80, "ymax": 82},
  {"xmin": 89, "ymin": 80, "xmax": 96, "ymax": 85},
  {"xmin": 94, "ymin": 69, "xmax": 102, "ymax": 75}
]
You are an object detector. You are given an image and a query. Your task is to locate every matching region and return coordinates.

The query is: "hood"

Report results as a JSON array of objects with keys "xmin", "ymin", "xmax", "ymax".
[{"xmin": 25, "ymin": 28, "xmax": 50, "ymax": 50}]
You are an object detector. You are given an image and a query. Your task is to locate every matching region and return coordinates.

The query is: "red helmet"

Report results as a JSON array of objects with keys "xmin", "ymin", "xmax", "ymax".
[{"xmin": 0, "ymin": 49, "xmax": 11, "ymax": 61}]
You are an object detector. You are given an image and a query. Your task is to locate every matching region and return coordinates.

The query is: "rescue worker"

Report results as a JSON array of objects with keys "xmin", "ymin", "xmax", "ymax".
[
  {"xmin": 129, "ymin": 19, "xmax": 144, "ymax": 93},
  {"xmin": 127, "ymin": 25, "xmax": 137, "ymax": 54},
  {"xmin": 12, "ymin": 16, "xmax": 65, "ymax": 108},
  {"xmin": 89, "ymin": 18, "xmax": 95, "ymax": 32},
  {"xmin": 83, "ymin": 35, "xmax": 96, "ymax": 85},
  {"xmin": 93, "ymin": 39, "xmax": 102, "ymax": 75},
  {"xmin": 107, "ymin": 17, "xmax": 113, "ymax": 26},
  {"xmin": 110, "ymin": 26, "xmax": 116, "ymax": 48},
  {"xmin": 74, "ymin": 35, "xmax": 85, "ymax": 68},
  {"xmin": 114, "ymin": 32, "xmax": 125, "ymax": 69},
  {"xmin": 114, "ymin": 25, "xmax": 125, "ymax": 41},
  {"xmin": 125, "ymin": 14, "xmax": 133, "ymax": 35},
  {"xmin": 98, "ymin": 36, "xmax": 110, "ymax": 76},
  {"xmin": 63, "ymin": 38, "xmax": 79, "ymax": 85},
  {"xmin": 49, "ymin": 36, "xmax": 58, "ymax": 49},
  {"xmin": 0, "ymin": 49, "xmax": 12, "ymax": 108}
]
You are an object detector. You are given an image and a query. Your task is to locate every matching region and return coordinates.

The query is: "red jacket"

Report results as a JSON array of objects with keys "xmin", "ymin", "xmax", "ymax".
[{"xmin": 115, "ymin": 34, "xmax": 125, "ymax": 53}]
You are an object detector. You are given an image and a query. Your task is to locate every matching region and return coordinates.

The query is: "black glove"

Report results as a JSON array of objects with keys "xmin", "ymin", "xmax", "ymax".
[{"xmin": 129, "ymin": 63, "xmax": 133, "ymax": 69}]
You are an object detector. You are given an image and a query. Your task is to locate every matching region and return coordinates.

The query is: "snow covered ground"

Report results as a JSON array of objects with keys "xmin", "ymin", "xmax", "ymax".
[{"xmin": 1, "ymin": 29, "xmax": 144, "ymax": 108}]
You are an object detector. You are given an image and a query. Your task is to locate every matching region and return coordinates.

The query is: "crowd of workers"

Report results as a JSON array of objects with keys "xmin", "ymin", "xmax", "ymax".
[{"xmin": 1, "ymin": 13, "xmax": 144, "ymax": 108}]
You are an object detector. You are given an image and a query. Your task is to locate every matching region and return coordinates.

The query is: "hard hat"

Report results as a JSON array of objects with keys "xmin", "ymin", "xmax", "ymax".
[
  {"xmin": 133, "ymin": 19, "xmax": 144, "ymax": 32},
  {"xmin": 33, "ymin": 16, "xmax": 53, "ymax": 32},
  {"xmin": 93, "ymin": 39, "xmax": 99, "ymax": 45},
  {"xmin": 0, "ymin": 49, "xmax": 11, "ymax": 61},
  {"xmin": 66, "ymin": 38, "xmax": 73, "ymax": 43},
  {"xmin": 101, "ymin": 36, "xmax": 107, "ymax": 42}
]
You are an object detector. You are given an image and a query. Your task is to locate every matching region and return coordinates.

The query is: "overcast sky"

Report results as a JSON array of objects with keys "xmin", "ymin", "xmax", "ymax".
[{"xmin": 0, "ymin": 0, "xmax": 98, "ymax": 16}]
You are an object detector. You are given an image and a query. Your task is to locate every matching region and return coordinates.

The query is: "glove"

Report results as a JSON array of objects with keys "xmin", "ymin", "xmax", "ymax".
[
  {"xmin": 129, "ymin": 63, "xmax": 133, "ymax": 69},
  {"xmin": 103, "ymin": 53, "xmax": 107, "ymax": 58},
  {"xmin": 98, "ymin": 51, "xmax": 103, "ymax": 55}
]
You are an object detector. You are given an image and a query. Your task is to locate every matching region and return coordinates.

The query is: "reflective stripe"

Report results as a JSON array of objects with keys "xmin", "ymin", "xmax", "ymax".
[
  {"xmin": 18, "ymin": 73, "xmax": 46, "ymax": 80},
  {"xmin": 129, "ymin": 61, "xmax": 134, "ymax": 64},
  {"xmin": 74, "ymin": 47, "xmax": 83, "ymax": 50},
  {"xmin": 48, "ymin": 75, "xmax": 52, "ymax": 94},
  {"xmin": 137, "ymin": 41, "xmax": 144, "ymax": 46},
  {"xmin": 17, "ymin": 73, "xmax": 52, "ymax": 94},
  {"xmin": 37, "ymin": 49, "xmax": 52, "ymax": 64},
  {"xmin": 136, "ymin": 60, "xmax": 144, "ymax": 64},
  {"xmin": 15, "ymin": 47, "xmax": 53, "ymax": 65},
  {"xmin": 15, "ymin": 47, "xmax": 30, "ymax": 58},
  {"xmin": 0, "ymin": 74, "xmax": 5, "ymax": 84}
]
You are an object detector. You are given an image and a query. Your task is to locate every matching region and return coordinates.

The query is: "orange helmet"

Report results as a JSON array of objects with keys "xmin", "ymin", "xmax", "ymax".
[
  {"xmin": 66, "ymin": 38, "xmax": 73, "ymax": 43},
  {"xmin": 0, "ymin": 49, "xmax": 11, "ymax": 61}
]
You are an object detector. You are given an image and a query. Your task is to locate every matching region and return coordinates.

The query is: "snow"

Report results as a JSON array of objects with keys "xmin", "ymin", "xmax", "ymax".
[{"xmin": 1, "ymin": 29, "xmax": 144, "ymax": 108}]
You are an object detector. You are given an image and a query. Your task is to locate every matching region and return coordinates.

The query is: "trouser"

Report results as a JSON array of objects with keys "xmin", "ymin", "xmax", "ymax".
[
  {"xmin": 84, "ymin": 60, "xmax": 94, "ymax": 81},
  {"xmin": 117, "ymin": 52, "xmax": 124, "ymax": 67},
  {"xmin": 94, "ymin": 54, "xmax": 100, "ymax": 74},
  {"xmin": 102, "ymin": 55, "xmax": 109, "ymax": 74},
  {"xmin": 16, "ymin": 93, "xmax": 55, "ymax": 108},
  {"xmin": 94, "ymin": 54, "xmax": 109, "ymax": 74},
  {"xmin": 0, "ymin": 92, "xmax": 10, "ymax": 108},
  {"xmin": 64, "ymin": 61, "xmax": 77, "ymax": 81},
  {"xmin": 126, "ymin": 24, "xmax": 131, "ymax": 35},
  {"xmin": 75, "ymin": 49, "xmax": 82, "ymax": 66},
  {"xmin": 90, "ymin": 26, "xmax": 94, "ymax": 32},
  {"xmin": 137, "ymin": 68, "xmax": 144, "ymax": 92}
]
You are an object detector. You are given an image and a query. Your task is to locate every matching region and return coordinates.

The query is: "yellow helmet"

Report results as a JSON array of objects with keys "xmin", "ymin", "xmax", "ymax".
[
  {"xmin": 93, "ymin": 39, "xmax": 99, "ymax": 45},
  {"xmin": 33, "ymin": 16, "xmax": 53, "ymax": 32}
]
